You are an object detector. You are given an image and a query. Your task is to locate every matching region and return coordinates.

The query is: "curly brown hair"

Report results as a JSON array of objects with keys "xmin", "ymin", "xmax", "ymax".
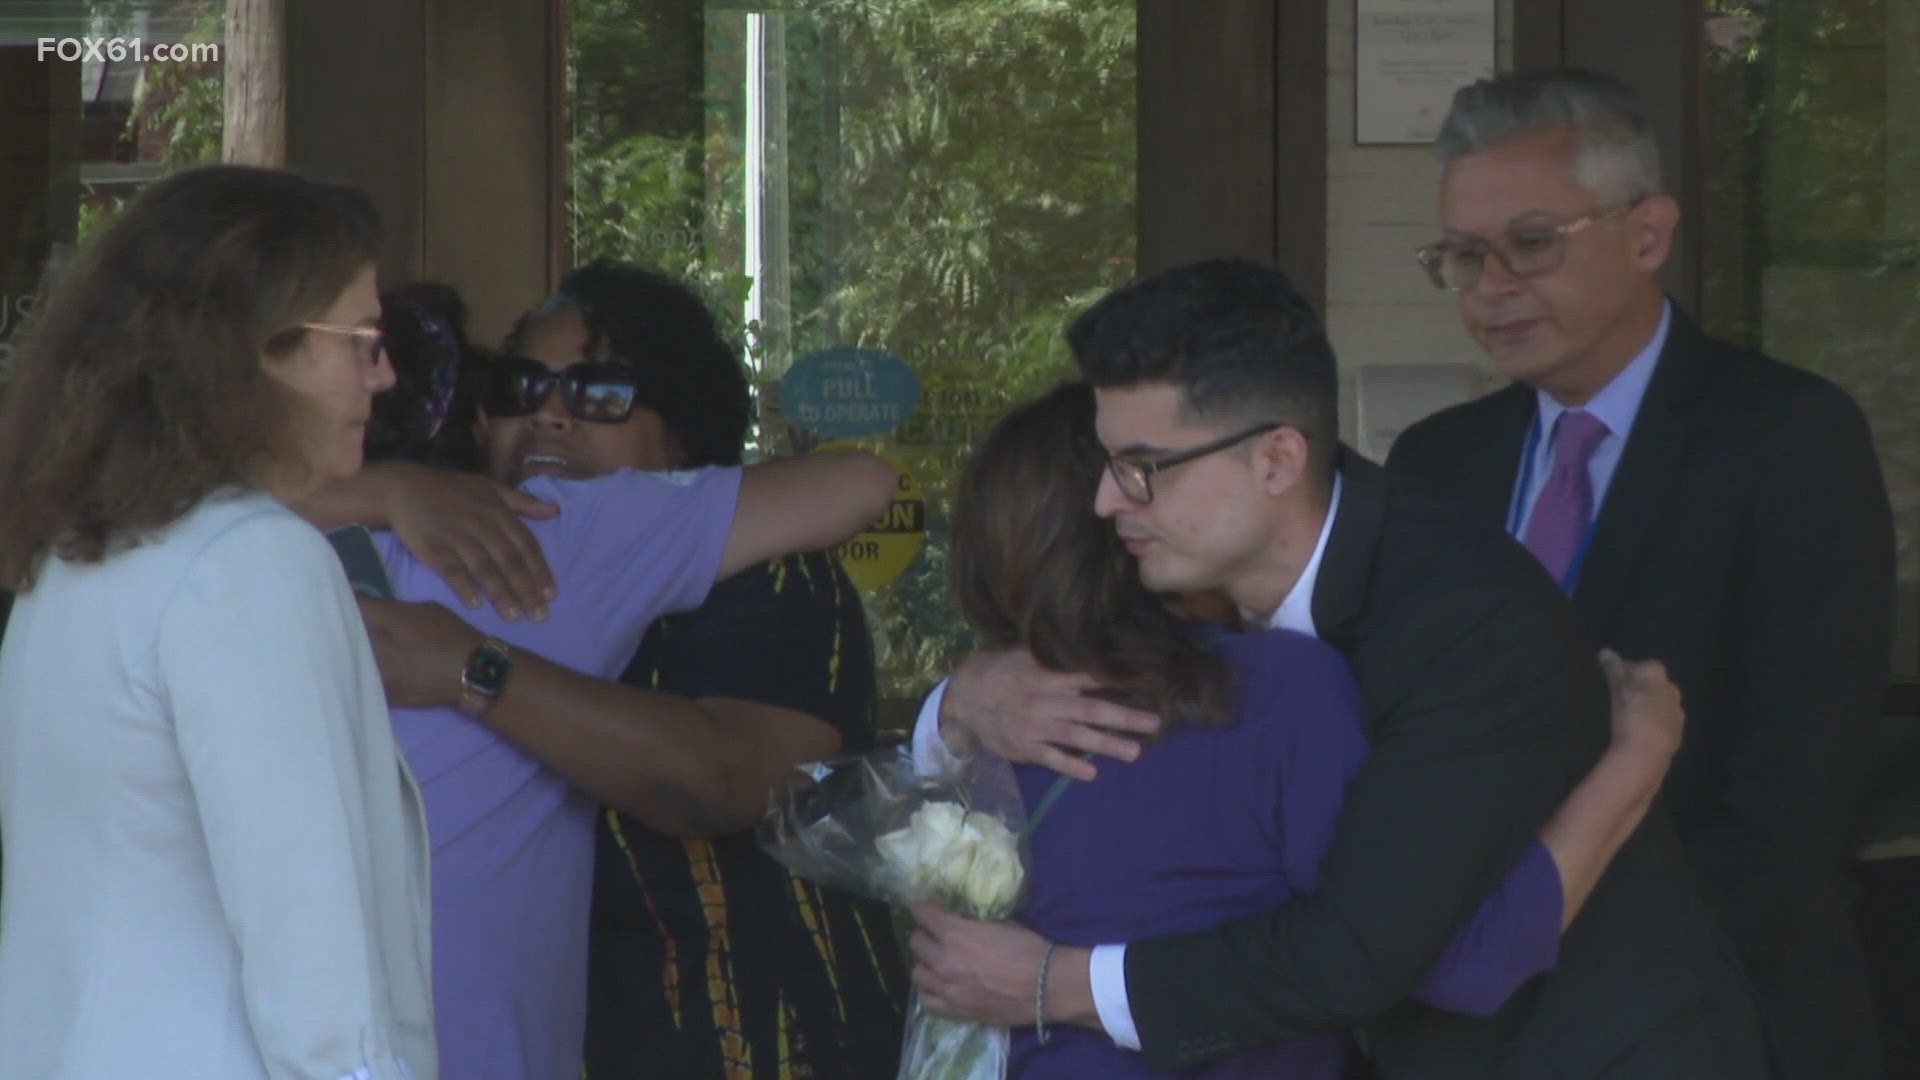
[
  {"xmin": 948, "ymin": 381, "xmax": 1235, "ymax": 731},
  {"xmin": 0, "ymin": 165, "xmax": 381, "ymax": 589}
]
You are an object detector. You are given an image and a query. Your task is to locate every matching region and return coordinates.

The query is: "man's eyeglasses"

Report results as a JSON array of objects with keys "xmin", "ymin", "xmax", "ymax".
[
  {"xmin": 1105, "ymin": 422, "xmax": 1282, "ymax": 505},
  {"xmin": 298, "ymin": 322, "xmax": 387, "ymax": 364},
  {"xmin": 481, "ymin": 355, "xmax": 641, "ymax": 424},
  {"xmin": 1414, "ymin": 202, "xmax": 1638, "ymax": 292}
]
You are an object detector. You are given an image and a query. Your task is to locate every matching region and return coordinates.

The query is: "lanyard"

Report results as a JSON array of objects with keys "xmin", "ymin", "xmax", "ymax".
[
  {"xmin": 1023, "ymin": 771, "xmax": 1076, "ymax": 839},
  {"xmin": 1507, "ymin": 411, "xmax": 1602, "ymax": 595}
]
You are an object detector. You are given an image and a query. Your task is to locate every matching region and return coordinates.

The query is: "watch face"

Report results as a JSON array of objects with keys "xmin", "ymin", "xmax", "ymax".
[{"xmin": 465, "ymin": 644, "xmax": 511, "ymax": 696}]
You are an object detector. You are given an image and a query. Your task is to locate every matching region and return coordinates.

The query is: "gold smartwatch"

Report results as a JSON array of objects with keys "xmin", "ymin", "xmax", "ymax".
[{"xmin": 458, "ymin": 637, "xmax": 512, "ymax": 718}]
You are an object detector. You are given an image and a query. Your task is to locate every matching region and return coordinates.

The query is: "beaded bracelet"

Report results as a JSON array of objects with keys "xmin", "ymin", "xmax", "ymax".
[{"xmin": 1036, "ymin": 941, "xmax": 1060, "ymax": 1045}]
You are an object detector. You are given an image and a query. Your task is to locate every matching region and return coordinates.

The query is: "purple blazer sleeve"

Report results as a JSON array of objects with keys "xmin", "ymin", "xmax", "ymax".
[{"xmin": 1410, "ymin": 841, "xmax": 1562, "ymax": 1016}]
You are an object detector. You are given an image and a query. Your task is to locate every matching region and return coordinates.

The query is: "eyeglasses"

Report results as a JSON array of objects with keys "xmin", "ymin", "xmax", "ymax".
[
  {"xmin": 480, "ymin": 355, "xmax": 641, "ymax": 424},
  {"xmin": 298, "ymin": 321, "xmax": 387, "ymax": 364},
  {"xmin": 1105, "ymin": 422, "xmax": 1282, "ymax": 505},
  {"xmin": 1414, "ymin": 202, "xmax": 1639, "ymax": 292}
]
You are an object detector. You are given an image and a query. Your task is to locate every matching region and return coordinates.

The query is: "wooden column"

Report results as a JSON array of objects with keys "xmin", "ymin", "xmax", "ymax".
[
  {"xmin": 284, "ymin": 0, "xmax": 558, "ymax": 343},
  {"xmin": 1275, "ymin": 0, "xmax": 1329, "ymax": 314},
  {"xmin": 0, "ymin": 47, "xmax": 79, "ymax": 305},
  {"xmin": 1137, "ymin": 0, "xmax": 1278, "ymax": 275},
  {"xmin": 222, "ymin": 0, "xmax": 285, "ymax": 166},
  {"xmin": 1135, "ymin": 0, "xmax": 1325, "ymax": 313},
  {"xmin": 285, "ymin": 0, "xmax": 428, "ymax": 283},
  {"xmin": 419, "ymin": 0, "xmax": 564, "ymax": 343}
]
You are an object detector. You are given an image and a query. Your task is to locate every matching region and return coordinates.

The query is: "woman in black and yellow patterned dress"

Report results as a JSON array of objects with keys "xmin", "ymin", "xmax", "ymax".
[{"xmin": 568, "ymin": 261, "xmax": 907, "ymax": 1079}]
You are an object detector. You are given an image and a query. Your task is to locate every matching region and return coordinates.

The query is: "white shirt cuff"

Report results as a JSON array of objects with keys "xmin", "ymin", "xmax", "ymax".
[
  {"xmin": 1089, "ymin": 942, "xmax": 1140, "ymax": 1050},
  {"xmin": 909, "ymin": 678, "xmax": 961, "ymax": 775}
]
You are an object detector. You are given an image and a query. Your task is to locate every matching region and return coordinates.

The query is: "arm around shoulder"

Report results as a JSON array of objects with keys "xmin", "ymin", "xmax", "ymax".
[
  {"xmin": 721, "ymin": 450, "xmax": 895, "ymax": 578},
  {"xmin": 1401, "ymin": 651, "xmax": 1680, "ymax": 1018},
  {"xmin": 477, "ymin": 647, "xmax": 842, "ymax": 837},
  {"xmin": 1124, "ymin": 585, "xmax": 1601, "ymax": 1066}
]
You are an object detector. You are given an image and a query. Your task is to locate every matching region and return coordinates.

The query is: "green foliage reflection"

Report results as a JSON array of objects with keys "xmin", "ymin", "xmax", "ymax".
[{"xmin": 569, "ymin": 0, "xmax": 1137, "ymax": 705}]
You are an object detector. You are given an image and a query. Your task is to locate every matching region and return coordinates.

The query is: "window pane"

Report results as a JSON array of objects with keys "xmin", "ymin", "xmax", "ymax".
[
  {"xmin": 1702, "ymin": 1, "xmax": 1919, "ymax": 586},
  {"xmin": 569, "ymin": 0, "xmax": 1138, "ymax": 705},
  {"xmin": 0, "ymin": 0, "xmax": 225, "ymax": 375}
]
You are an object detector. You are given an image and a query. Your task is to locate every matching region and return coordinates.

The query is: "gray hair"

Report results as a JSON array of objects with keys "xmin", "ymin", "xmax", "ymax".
[
  {"xmin": 502, "ymin": 292, "xmax": 586, "ymax": 357},
  {"xmin": 1435, "ymin": 68, "xmax": 1662, "ymax": 204}
]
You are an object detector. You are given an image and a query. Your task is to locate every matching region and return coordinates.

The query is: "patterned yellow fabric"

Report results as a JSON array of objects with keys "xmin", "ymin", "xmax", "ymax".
[{"xmin": 584, "ymin": 553, "xmax": 907, "ymax": 1079}]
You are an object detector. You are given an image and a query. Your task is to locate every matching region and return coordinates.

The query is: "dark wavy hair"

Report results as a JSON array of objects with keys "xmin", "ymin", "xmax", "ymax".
[
  {"xmin": 0, "ymin": 165, "xmax": 381, "ymax": 589},
  {"xmin": 368, "ymin": 282, "xmax": 485, "ymax": 471},
  {"xmin": 948, "ymin": 382, "xmax": 1234, "ymax": 730},
  {"xmin": 502, "ymin": 260, "xmax": 751, "ymax": 467}
]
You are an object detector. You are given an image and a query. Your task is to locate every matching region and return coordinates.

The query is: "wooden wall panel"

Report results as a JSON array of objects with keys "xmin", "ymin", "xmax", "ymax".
[
  {"xmin": 287, "ymin": 0, "xmax": 560, "ymax": 344},
  {"xmin": 286, "ymin": 0, "xmax": 428, "ymax": 283},
  {"xmin": 421, "ymin": 0, "xmax": 563, "ymax": 344},
  {"xmin": 1137, "ymin": 2, "xmax": 1276, "ymax": 273}
]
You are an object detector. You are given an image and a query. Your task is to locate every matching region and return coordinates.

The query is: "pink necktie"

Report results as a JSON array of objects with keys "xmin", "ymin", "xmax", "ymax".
[{"xmin": 1522, "ymin": 409, "xmax": 1610, "ymax": 586}]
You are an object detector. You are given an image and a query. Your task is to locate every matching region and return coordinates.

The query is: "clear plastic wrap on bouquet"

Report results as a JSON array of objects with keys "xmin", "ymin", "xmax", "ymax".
[{"xmin": 760, "ymin": 745, "xmax": 1029, "ymax": 1080}]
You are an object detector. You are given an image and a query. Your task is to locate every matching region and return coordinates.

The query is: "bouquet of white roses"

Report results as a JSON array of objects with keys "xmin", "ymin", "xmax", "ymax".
[{"xmin": 760, "ymin": 746, "xmax": 1028, "ymax": 1080}]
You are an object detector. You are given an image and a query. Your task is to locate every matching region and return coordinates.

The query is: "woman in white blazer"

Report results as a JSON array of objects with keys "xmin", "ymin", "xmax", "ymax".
[{"xmin": 0, "ymin": 166, "xmax": 435, "ymax": 1078}]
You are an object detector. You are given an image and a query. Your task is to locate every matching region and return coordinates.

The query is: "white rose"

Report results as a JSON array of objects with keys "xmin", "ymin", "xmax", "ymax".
[
  {"xmin": 877, "ymin": 801, "xmax": 963, "ymax": 892},
  {"xmin": 954, "ymin": 815, "xmax": 1024, "ymax": 916},
  {"xmin": 876, "ymin": 800, "xmax": 1025, "ymax": 917}
]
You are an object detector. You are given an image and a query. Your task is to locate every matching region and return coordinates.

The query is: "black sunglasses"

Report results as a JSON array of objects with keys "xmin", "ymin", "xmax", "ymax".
[{"xmin": 481, "ymin": 356, "xmax": 641, "ymax": 424}]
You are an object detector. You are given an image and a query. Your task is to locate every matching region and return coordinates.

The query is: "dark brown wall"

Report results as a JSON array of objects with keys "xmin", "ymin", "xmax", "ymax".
[
  {"xmin": 1273, "ymin": 0, "xmax": 1328, "ymax": 314},
  {"xmin": 1135, "ymin": 0, "xmax": 1325, "ymax": 310},
  {"xmin": 421, "ymin": 0, "xmax": 563, "ymax": 344},
  {"xmin": 287, "ymin": 0, "xmax": 560, "ymax": 344},
  {"xmin": 286, "ymin": 0, "xmax": 427, "ymax": 284},
  {"xmin": 0, "ymin": 49, "xmax": 79, "ymax": 300},
  {"xmin": 1137, "ymin": 0, "xmax": 1275, "ymax": 277}
]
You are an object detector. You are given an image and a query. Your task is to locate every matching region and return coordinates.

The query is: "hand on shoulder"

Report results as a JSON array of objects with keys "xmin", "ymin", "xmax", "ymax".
[{"xmin": 942, "ymin": 648, "xmax": 1161, "ymax": 781}]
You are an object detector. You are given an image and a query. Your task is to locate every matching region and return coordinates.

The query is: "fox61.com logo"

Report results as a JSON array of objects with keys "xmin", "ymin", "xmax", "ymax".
[{"xmin": 37, "ymin": 38, "xmax": 220, "ymax": 64}]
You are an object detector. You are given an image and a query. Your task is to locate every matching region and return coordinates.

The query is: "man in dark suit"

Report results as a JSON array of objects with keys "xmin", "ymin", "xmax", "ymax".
[
  {"xmin": 906, "ymin": 258, "xmax": 1767, "ymax": 1078},
  {"xmin": 1386, "ymin": 69, "xmax": 1893, "ymax": 1080}
]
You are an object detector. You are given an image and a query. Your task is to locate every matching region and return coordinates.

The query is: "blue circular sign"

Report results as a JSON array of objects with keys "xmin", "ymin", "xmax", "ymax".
[{"xmin": 779, "ymin": 347, "xmax": 920, "ymax": 439}]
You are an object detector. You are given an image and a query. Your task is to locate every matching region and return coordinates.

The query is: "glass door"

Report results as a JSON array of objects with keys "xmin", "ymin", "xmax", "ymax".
[
  {"xmin": 1701, "ymin": 3, "xmax": 1920, "ymax": 1067},
  {"xmin": 1700, "ymin": 0, "xmax": 1920, "ymax": 678},
  {"xmin": 568, "ymin": 0, "xmax": 1139, "ymax": 709}
]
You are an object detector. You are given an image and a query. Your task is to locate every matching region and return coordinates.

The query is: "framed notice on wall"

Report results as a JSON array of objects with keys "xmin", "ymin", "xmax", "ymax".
[{"xmin": 1355, "ymin": 0, "xmax": 1496, "ymax": 145}]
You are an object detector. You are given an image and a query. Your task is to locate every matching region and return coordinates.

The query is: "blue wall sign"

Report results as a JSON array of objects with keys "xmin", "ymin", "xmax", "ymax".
[{"xmin": 779, "ymin": 347, "xmax": 920, "ymax": 439}]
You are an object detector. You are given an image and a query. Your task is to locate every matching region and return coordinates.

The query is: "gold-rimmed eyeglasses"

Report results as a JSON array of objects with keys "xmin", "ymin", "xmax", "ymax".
[
  {"xmin": 297, "ymin": 321, "xmax": 387, "ymax": 364},
  {"xmin": 1414, "ymin": 202, "xmax": 1639, "ymax": 292},
  {"xmin": 1105, "ymin": 422, "xmax": 1282, "ymax": 505}
]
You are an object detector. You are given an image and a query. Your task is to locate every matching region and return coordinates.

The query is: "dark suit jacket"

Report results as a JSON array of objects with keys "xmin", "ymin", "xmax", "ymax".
[
  {"xmin": 1125, "ymin": 452, "xmax": 1766, "ymax": 1079},
  {"xmin": 1387, "ymin": 307, "xmax": 1894, "ymax": 1080}
]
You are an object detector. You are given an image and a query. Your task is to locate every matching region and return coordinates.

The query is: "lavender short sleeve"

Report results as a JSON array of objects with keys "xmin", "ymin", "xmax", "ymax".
[
  {"xmin": 515, "ymin": 466, "xmax": 742, "ymax": 620},
  {"xmin": 367, "ymin": 464, "xmax": 743, "ymax": 1080},
  {"xmin": 374, "ymin": 465, "xmax": 742, "ymax": 669}
]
